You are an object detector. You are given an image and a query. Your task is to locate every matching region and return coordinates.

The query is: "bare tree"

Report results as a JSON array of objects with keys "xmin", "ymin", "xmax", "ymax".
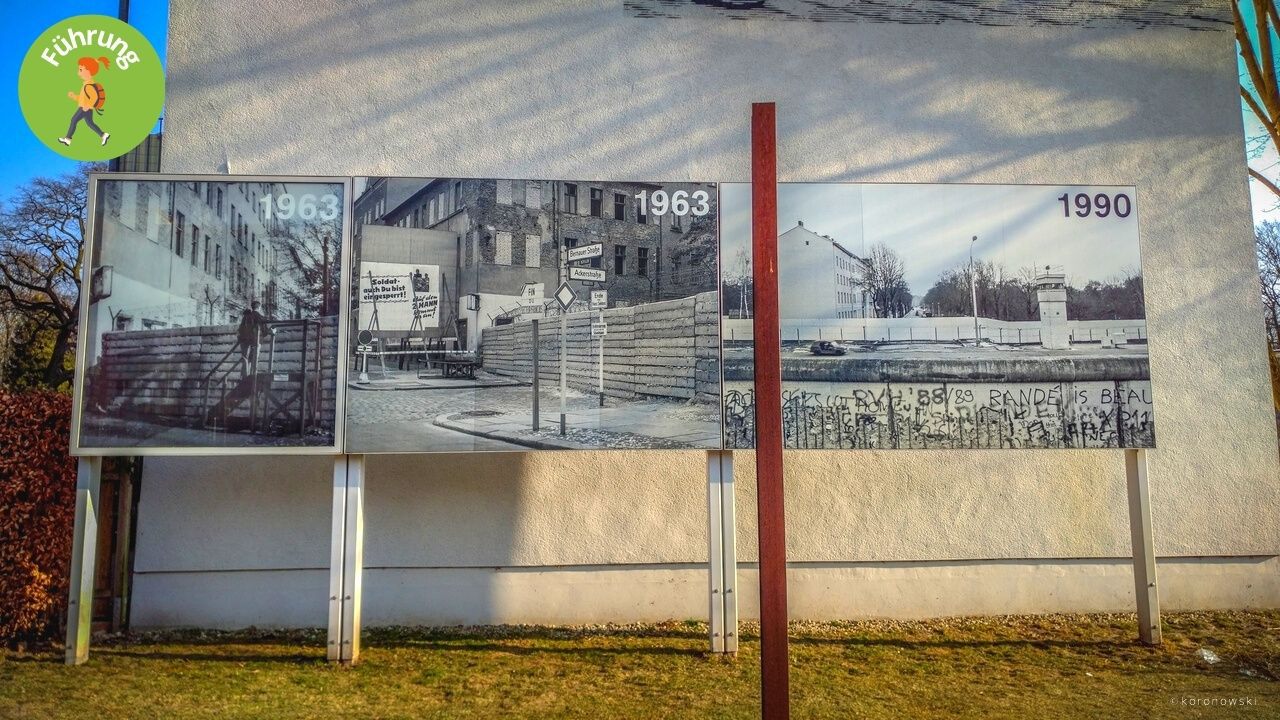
[
  {"xmin": 722, "ymin": 246, "xmax": 752, "ymax": 318},
  {"xmin": 1259, "ymin": 221, "xmax": 1280, "ymax": 344},
  {"xmin": 1237, "ymin": 0, "xmax": 1280, "ymax": 199},
  {"xmin": 0, "ymin": 165, "xmax": 100, "ymax": 388},
  {"xmin": 863, "ymin": 242, "xmax": 910, "ymax": 318},
  {"xmin": 272, "ymin": 217, "xmax": 342, "ymax": 318}
]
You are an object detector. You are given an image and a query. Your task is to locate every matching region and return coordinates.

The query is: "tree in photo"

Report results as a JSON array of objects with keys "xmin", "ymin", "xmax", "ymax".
[
  {"xmin": 863, "ymin": 242, "xmax": 912, "ymax": 318},
  {"xmin": 722, "ymin": 246, "xmax": 752, "ymax": 318},
  {"xmin": 0, "ymin": 164, "xmax": 101, "ymax": 390},
  {"xmin": 922, "ymin": 261, "xmax": 1144, "ymax": 322},
  {"xmin": 1065, "ymin": 273, "xmax": 1146, "ymax": 322},
  {"xmin": 272, "ymin": 216, "xmax": 342, "ymax": 318}
]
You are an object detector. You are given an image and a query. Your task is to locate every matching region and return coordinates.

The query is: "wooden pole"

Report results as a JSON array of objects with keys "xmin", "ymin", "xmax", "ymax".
[{"xmin": 752, "ymin": 101, "xmax": 789, "ymax": 719}]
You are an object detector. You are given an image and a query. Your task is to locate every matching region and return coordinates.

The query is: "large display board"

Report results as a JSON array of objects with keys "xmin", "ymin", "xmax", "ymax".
[
  {"xmin": 720, "ymin": 182, "xmax": 1155, "ymax": 450},
  {"xmin": 71, "ymin": 175, "xmax": 1157, "ymax": 455},
  {"xmin": 344, "ymin": 177, "xmax": 723, "ymax": 453},
  {"xmin": 72, "ymin": 175, "xmax": 351, "ymax": 454}
]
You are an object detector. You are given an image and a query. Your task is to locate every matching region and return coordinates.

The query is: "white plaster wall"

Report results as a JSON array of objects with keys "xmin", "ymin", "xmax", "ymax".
[
  {"xmin": 129, "ymin": 0, "xmax": 1280, "ymax": 627},
  {"xmin": 131, "ymin": 558, "xmax": 1280, "ymax": 629}
]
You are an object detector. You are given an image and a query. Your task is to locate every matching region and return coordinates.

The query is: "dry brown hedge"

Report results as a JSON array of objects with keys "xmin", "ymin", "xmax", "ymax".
[{"xmin": 0, "ymin": 389, "xmax": 76, "ymax": 646}]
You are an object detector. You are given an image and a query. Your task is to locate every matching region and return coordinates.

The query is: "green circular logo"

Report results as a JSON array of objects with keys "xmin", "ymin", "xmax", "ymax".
[{"xmin": 18, "ymin": 15, "xmax": 164, "ymax": 162}]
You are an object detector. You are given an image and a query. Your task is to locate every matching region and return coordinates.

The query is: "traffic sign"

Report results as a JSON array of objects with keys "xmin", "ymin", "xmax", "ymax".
[
  {"xmin": 590, "ymin": 290, "xmax": 607, "ymax": 309},
  {"xmin": 591, "ymin": 323, "xmax": 607, "ymax": 337},
  {"xmin": 569, "ymin": 266, "xmax": 606, "ymax": 282},
  {"xmin": 554, "ymin": 281, "xmax": 577, "ymax": 310},
  {"xmin": 519, "ymin": 282, "xmax": 543, "ymax": 305},
  {"xmin": 566, "ymin": 243, "xmax": 603, "ymax": 263}
]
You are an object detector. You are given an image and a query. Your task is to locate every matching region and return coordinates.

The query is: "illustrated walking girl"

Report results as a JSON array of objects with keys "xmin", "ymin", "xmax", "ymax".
[{"xmin": 58, "ymin": 56, "xmax": 110, "ymax": 147}]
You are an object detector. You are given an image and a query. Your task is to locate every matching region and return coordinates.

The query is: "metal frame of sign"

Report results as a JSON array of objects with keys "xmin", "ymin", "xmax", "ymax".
[
  {"xmin": 69, "ymin": 173, "xmax": 355, "ymax": 456},
  {"xmin": 69, "ymin": 172, "xmax": 1156, "ymax": 458}
]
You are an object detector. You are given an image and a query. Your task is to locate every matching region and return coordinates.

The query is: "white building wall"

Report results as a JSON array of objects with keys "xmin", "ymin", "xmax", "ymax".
[
  {"xmin": 131, "ymin": 0, "xmax": 1280, "ymax": 628},
  {"xmin": 778, "ymin": 225, "xmax": 841, "ymax": 318}
]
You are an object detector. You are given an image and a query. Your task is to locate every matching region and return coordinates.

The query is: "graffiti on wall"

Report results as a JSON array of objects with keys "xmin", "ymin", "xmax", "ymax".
[{"xmin": 723, "ymin": 380, "xmax": 1155, "ymax": 449}]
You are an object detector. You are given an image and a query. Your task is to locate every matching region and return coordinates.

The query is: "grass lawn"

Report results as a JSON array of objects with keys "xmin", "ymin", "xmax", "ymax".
[{"xmin": 2, "ymin": 611, "xmax": 1277, "ymax": 719}]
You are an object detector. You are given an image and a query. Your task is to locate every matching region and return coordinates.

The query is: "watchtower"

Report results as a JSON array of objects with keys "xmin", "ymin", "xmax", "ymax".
[{"xmin": 1035, "ymin": 267, "xmax": 1070, "ymax": 350}]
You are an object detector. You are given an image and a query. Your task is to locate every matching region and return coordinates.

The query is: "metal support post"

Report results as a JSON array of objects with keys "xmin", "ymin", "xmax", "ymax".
[
  {"xmin": 1125, "ymin": 449, "xmax": 1161, "ymax": 645},
  {"xmin": 65, "ymin": 456, "xmax": 102, "ymax": 665},
  {"xmin": 328, "ymin": 454, "xmax": 365, "ymax": 663},
  {"xmin": 706, "ymin": 450, "xmax": 739, "ymax": 654},
  {"xmin": 707, "ymin": 451, "xmax": 725, "ymax": 653},
  {"xmin": 597, "ymin": 308, "xmax": 605, "ymax": 408},
  {"xmin": 532, "ymin": 319, "xmax": 540, "ymax": 431}
]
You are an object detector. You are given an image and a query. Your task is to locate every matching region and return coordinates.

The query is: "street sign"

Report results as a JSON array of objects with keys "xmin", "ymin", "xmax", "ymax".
[
  {"xmin": 566, "ymin": 242, "xmax": 603, "ymax": 263},
  {"xmin": 569, "ymin": 266, "xmax": 606, "ymax": 282},
  {"xmin": 590, "ymin": 290, "xmax": 607, "ymax": 309},
  {"xmin": 554, "ymin": 281, "xmax": 577, "ymax": 310},
  {"xmin": 591, "ymin": 322, "xmax": 608, "ymax": 337},
  {"xmin": 519, "ymin": 282, "xmax": 543, "ymax": 305}
]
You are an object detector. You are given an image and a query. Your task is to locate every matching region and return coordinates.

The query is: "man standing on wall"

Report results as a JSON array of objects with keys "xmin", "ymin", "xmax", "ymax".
[{"xmin": 237, "ymin": 301, "xmax": 265, "ymax": 375}]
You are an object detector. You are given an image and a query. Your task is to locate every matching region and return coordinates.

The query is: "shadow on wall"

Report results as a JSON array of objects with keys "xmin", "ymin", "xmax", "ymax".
[
  {"xmin": 167, "ymin": 0, "xmax": 1234, "ymax": 188},
  {"xmin": 358, "ymin": 452, "xmax": 533, "ymax": 626},
  {"xmin": 357, "ymin": 450, "xmax": 706, "ymax": 625},
  {"xmin": 152, "ymin": 0, "xmax": 1280, "ymax": 622}
]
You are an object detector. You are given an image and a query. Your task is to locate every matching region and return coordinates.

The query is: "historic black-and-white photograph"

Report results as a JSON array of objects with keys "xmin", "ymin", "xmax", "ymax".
[
  {"xmin": 721, "ymin": 183, "xmax": 1154, "ymax": 449},
  {"xmin": 74, "ymin": 176, "xmax": 347, "ymax": 451},
  {"xmin": 345, "ymin": 177, "xmax": 721, "ymax": 452}
]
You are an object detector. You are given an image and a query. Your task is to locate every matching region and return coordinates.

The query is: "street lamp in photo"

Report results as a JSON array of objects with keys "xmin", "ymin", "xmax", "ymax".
[{"xmin": 969, "ymin": 235, "xmax": 980, "ymax": 345}]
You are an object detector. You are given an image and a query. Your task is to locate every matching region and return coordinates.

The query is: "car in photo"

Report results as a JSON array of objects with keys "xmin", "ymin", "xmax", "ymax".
[{"xmin": 808, "ymin": 340, "xmax": 847, "ymax": 356}]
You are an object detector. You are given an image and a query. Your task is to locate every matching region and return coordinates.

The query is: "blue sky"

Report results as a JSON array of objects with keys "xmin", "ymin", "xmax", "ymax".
[{"xmin": 0, "ymin": 2, "xmax": 168, "ymax": 202}]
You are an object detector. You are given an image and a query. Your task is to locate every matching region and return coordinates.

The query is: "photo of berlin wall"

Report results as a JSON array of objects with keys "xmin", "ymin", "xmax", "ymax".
[
  {"xmin": 344, "ymin": 177, "xmax": 721, "ymax": 453},
  {"xmin": 76, "ymin": 177, "xmax": 345, "ymax": 450},
  {"xmin": 720, "ymin": 183, "xmax": 1155, "ymax": 450}
]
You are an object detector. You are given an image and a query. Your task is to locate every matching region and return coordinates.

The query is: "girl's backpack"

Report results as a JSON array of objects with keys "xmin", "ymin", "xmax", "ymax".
[{"xmin": 92, "ymin": 83, "xmax": 106, "ymax": 113}]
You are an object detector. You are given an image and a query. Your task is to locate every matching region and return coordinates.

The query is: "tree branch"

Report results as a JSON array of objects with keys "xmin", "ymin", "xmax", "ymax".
[{"xmin": 1252, "ymin": 167, "xmax": 1280, "ymax": 199}]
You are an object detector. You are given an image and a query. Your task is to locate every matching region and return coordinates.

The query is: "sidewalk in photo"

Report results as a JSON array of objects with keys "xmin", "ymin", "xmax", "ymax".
[
  {"xmin": 348, "ymin": 368, "xmax": 524, "ymax": 391},
  {"xmin": 434, "ymin": 401, "xmax": 721, "ymax": 450}
]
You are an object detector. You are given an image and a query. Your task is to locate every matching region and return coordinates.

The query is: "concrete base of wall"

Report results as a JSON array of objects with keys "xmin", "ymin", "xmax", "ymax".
[{"xmin": 129, "ymin": 556, "xmax": 1280, "ymax": 630}]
